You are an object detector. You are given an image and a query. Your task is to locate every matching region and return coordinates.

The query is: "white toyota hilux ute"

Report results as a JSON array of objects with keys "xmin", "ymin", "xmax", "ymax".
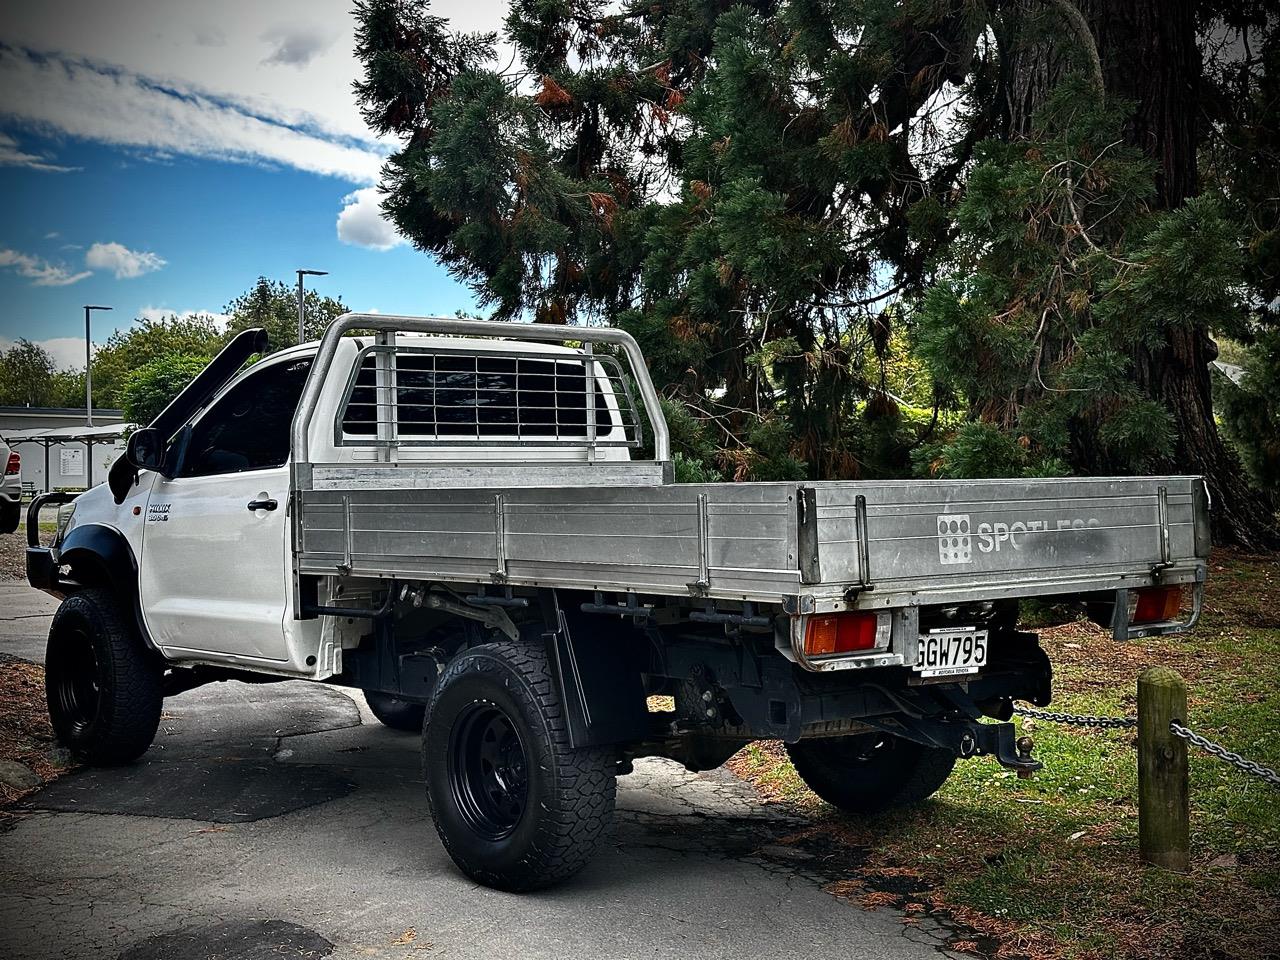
[{"xmin": 26, "ymin": 315, "xmax": 1211, "ymax": 892}]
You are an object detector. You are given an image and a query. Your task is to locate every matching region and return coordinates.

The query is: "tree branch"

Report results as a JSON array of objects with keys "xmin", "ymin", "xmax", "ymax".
[{"xmin": 1040, "ymin": 0, "xmax": 1104, "ymax": 97}]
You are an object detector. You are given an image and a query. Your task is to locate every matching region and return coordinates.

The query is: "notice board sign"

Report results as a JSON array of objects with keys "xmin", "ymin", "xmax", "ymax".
[{"xmin": 60, "ymin": 447, "xmax": 84, "ymax": 477}]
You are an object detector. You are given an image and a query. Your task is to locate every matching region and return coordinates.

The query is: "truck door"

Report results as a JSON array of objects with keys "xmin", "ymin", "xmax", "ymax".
[{"xmin": 138, "ymin": 354, "xmax": 312, "ymax": 664}]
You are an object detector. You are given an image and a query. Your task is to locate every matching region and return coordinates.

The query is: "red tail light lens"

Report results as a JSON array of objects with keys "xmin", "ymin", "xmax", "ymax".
[
  {"xmin": 4, "ymin": 452, "xmax": 18, "ymax": 476},
  {"xmin": 1132, "ymin": 586, "xmax": 1183, "ymax": 624},
  {"xmin": 804, "ymin": 611, "xmax": 890, "ymax": 657}
]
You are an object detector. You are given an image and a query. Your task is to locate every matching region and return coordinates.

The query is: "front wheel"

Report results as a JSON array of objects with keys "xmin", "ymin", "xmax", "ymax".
[
  {"xmin": 786, "ymin": 733, "xmax": 956, "ymax": 815},
  {"xmin": 46, "ymin": 589, "xmax": 162, "ymax": 765},
  {"xmin": 423, "ymin": 640, "xmax": 616, "ymax": 891},
  {"xmin": 364, "ymin": 691, "xmax": 426, "ymax": 732}
]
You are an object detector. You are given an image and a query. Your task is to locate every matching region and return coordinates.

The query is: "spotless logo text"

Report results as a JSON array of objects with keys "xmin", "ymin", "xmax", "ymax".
[{"xmin": 937, "ymin": 513, "xmax": 1101, "ymax": 563}]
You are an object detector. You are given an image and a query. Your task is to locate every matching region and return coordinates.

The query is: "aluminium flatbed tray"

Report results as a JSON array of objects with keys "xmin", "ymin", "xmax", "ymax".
[{"xmin": 294, "ymin": 472, "xmax": 1208, "ymax": 611}]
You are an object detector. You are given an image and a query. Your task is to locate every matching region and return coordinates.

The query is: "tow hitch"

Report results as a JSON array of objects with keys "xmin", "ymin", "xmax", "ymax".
[
  {"xmin": 960, "ymin": 723, "xmax": 1043, "ymax": 775},
  {"xmin": 863, "ymin": 715, "xmax": 1044, "ymax": 775}
]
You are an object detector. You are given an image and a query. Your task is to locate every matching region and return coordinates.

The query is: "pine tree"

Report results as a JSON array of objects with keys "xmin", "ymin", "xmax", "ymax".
[
  {"xmin": 354, "ymin": 0, "xmax": 984, "ymax": 480},
  {"xmin": 353, "ymin": 0, "xmax": 1279, "ymax": 545}
]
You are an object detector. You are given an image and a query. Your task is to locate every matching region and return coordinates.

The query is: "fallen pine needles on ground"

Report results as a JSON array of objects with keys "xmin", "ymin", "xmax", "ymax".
[{"xmin": 0, "ymin": 653, "xmax": 74, "ymax": 818}]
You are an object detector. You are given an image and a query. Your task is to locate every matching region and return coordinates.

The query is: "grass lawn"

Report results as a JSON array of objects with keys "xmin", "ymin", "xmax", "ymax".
[{"xmin": 728, "ymin": 548, "xmax": 1279, "ymax": 960}]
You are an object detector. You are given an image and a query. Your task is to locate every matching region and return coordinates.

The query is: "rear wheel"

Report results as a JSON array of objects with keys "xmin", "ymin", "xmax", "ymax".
[
  {"xmin": 0, "ymin": 500, "xmax": 19, "ymax": 535},
  {"xmin": 786, "ymin": 733, "xmax": 956, "ymax": 815},
  {"xmin": 423, "ymin": 639, "xmax": 616, "ymax": 891},
  {"xmin": 364, "ymin": 691, "xmax": 426, "ymax": 732},
  {"xmin": 45, "ymin": 589, "xmax": 162, "ymax": 765}
]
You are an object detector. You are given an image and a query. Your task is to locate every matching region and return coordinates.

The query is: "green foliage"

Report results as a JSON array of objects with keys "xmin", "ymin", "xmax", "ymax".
[
  {"xmin": 47, "ymin": 369, "xmax": 87, "ymax": 408},
  {"xmin": 0, "ymin": 339, "xmax": 58, "ymax": 407},
  {"xmin": 224, "ymin": 278, "xmax": 349, "ymax": 353},
  {"xmin": 672, "ymin": 452, "xmax": 721, "ymax": 484},
  {"xmin": 353, "ymin": 0, "xmax": 981, "ymax": 480},
  {"xmin": 1216, "ymin": 331, "xmax": 1280, "ymax": 497},
  {"xmin": 3, "ymin": 276, "xmax": 353, "ymax": 418},
  {"xmin": 91, "ymin": 315, "xmax": 226, "ymax": 407},
  {"xmin": 917, "ymin": 422, "xmax": 1034, "ymax": 480},
  {"xmin": 914, "ymin": 81, "xmax": 1232, "ymax": 477},
  {"xmin": 657, "ymin": 396, "xmax": 723, "ymax": 480},
  {"xmin": 347, "ymin": 1, "xmax": 1277, "ymax": 534},
  {"xmin": 121, "ymin": 353, "xmax": 210, "ymax": 426}
]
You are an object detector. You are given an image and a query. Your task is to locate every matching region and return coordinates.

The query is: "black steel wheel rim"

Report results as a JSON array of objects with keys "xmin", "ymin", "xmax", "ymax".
[
  {"xmin": 55, "ymin": 625, "xmax": 100, "ymax": 737},
  {"xmin": 448, "ymin": 700, "xmax": 529, "ymax": 841},
  {"xmin": 843, "ymin": 733, "xmax": 892, "ymax": 763}
]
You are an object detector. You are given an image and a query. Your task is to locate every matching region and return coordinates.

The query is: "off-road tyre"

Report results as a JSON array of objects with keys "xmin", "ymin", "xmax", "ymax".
[
  {"xmin": 45, "ymin": 588, "xmax": 162, "ymax": 765},
  {"xmin": 364, "ymin": 691, "xmax": 426, "ymax": 732},
  {"xmin": 786, "ymin": 733, "xmax": 956, "ymax": 815},
  {"xmin": 0, "ymin": 500, "xmax": 19, "ymax": 535},
  {"xmin": 423, "ymin": 639, "xmax": 616, "ymax": 891}
]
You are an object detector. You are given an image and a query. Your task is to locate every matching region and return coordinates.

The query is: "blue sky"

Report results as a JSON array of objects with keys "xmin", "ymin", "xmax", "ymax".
[{"xmin": 0, "ymin": 0, "xmax": 495, "ymax": 368}]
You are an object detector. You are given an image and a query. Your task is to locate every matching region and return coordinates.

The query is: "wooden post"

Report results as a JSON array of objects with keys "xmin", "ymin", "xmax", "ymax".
[{"xmin": 1138, "ymin": 666, "xmax": 1189, "ymax": 871}]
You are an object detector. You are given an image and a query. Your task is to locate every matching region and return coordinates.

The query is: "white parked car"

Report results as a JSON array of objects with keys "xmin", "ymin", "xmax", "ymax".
[{"xmin": 0, "ymin": 435, "xmax": 21, "ymax": 534}]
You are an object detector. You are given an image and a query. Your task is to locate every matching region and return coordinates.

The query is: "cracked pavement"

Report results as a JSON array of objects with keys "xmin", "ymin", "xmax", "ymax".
[{"xmin": 1, "ymin": 581, "xmax": 966, "ymax": 960}]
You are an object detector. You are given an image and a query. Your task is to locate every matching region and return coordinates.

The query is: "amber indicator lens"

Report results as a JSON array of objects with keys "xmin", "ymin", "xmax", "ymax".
[
  {"xmin": 804, "ymin": 612, "xmax": 881, "ymax": 657},
  {"xmin": 1132, "ymin": 585, "xmax": 1183, "ymax": 624}
]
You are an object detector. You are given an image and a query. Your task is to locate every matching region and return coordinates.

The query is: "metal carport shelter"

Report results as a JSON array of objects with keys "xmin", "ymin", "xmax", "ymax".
[{"xmin": 3, "ymin": 422, "xmax": 134, "ymax": 492}]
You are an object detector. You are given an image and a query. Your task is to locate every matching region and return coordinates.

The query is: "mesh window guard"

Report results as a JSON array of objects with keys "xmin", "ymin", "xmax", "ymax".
[{"xmin": 336, "ymin": 345, "xmax": 644, "ymax": 449}]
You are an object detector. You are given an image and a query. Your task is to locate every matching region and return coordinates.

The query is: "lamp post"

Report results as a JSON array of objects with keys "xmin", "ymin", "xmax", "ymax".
[
  {"xmin": 295, "ymin": 269, "xmax": 328, "ymax": 344},
  {"xmin": 83, "ymin": 304, "xmax": 112, "ymax": 427}
]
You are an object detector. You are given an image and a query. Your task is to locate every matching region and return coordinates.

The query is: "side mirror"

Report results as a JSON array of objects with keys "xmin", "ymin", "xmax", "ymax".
[{"xmin": 125, "ymin": 427, "xmax": 166, "ymax": 473}]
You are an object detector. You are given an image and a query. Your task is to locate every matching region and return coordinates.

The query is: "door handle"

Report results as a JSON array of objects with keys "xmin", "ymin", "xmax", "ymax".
[{"xmin": 247, "ymin": 498, "xmax": 278, "ymax": 512}]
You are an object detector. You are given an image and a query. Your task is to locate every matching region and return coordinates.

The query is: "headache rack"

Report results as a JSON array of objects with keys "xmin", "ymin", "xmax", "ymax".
[{"xmin": 334, "ymin": 340, "xmax": 646, "ymax": 451}]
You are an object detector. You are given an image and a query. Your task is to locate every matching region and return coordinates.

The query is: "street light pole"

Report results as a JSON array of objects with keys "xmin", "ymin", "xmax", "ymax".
[
  {"xmin": 83, "ymin": 305, "xmax": 112, "ymax": 427},
  {"xmin": 295, "ymin": 269, "xmax": 328, "ymax": 344}
]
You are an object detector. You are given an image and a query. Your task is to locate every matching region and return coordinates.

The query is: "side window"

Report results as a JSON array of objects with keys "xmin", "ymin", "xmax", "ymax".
[{"xmin": 180, "ymin": 358, "xmax": 312, "ymax": 477}]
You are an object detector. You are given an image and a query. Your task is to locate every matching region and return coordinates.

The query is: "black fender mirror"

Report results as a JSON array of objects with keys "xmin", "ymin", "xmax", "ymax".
[
  {"xmin": 124, "ymin": 427, "xmax": 166, "ymax": 473},
  {"xmin": 109, "ymin": 427, "xmax": 161, "ymax": 503},
  {"xmin": 109, "ymin": 425, "xmax": 194, "ymax": 503}
]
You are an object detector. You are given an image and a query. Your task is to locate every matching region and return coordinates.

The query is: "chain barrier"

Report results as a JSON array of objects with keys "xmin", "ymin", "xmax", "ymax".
[
  {"xmin": 1170, "ymin": 721, "xmax": 1280, "ymax": 789},
  {"xmin": 1013, "ymin": 704, "xmax": 1280, "ymax": 789},
  {"xmin": 1012, "ymin": 705, "xmax": 1137, "ymax": 729}
]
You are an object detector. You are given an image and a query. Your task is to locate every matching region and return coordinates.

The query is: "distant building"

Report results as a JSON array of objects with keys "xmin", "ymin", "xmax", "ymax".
[{"xmin": 0, "ymin": 407, "xmax": 130, "ymax": 493}]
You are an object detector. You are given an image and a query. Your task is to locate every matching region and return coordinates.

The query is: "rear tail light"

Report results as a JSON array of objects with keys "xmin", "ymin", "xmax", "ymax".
[
  {"xmin": 804, "ymin": 611, "xmax": 891, "ymax": 657},
  {"xmin": 1130, "ymin": 585, "xmax": 1183, "ymax": 624},
  {"xmin": 4, "ymin": 452, "xmax": 18, "ymax": 475}
]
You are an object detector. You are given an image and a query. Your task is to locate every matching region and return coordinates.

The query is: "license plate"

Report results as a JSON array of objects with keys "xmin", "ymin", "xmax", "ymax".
[{"xmin": 914, "ymin": 628, "xmax": 988, "ymax": 678}]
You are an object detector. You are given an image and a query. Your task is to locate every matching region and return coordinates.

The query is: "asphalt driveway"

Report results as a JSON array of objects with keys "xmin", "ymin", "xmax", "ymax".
[{"xmin": 0, "ymin": 580, "xmax": 964, "ymax": 960}]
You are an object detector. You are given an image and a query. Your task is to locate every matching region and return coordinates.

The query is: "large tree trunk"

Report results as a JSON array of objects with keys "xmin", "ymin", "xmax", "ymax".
[
  {"xmin": 1086, "ymin": 0, "xmax": 1278, "ymax": 549},
  {"xmin": 1003, "ymin": 0, "xmax": 1279, "ymax": 548}
]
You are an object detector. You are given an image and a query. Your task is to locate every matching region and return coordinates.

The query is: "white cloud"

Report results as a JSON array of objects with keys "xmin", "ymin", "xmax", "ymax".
[
  {"xmin": 0, "ymin": 48, "xmax": 387, "ymax": 185},
  {"xmin": 85, "ymin": 242, "xmax": 166, "ymax": 279},
  {"xmin": 0, "ymin": 335, "xmax": 94, "ymax": 370},
  {"xmin": 0, "ymin": 248, "xmax": 91, "ymax": 287},
  {"xmin": 0, "ymin": 132, "xmax": 76, "ymax": 173},
  {"xmin": 136, "ymin": 306, "xmax": 230, "ymax": 331},
  {"xmin": 262, "ymin": 25, "xmax": 336, "ymax": 68},
  {"xmin": 0, "ymin": 2, "xmax": 506, "ymax": 185},
  {"xmin": 337, "ymin": 187, "xmax": 405, "ymax": 250}
]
